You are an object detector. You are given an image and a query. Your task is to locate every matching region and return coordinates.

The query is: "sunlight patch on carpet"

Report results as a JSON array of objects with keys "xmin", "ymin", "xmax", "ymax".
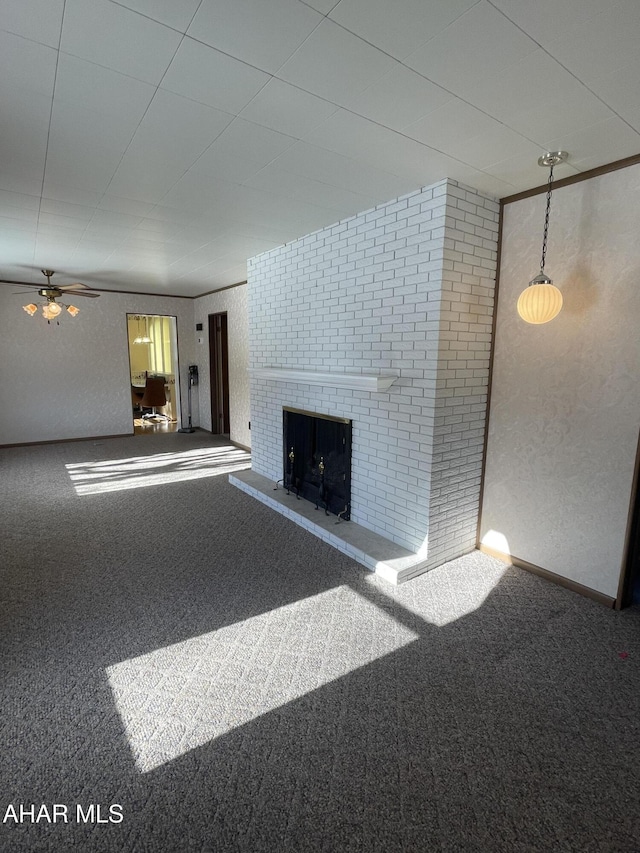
[
  {"xmin": 66, "ymin": 446, "xmax": 251, "ymax": 495},
  {"xmin": 364, "ymin": 554, "xmax": 508, "ymax": 627},
  {"xmin": 106, "ymin": 586, "xmax": 419, "ymax": 772}
]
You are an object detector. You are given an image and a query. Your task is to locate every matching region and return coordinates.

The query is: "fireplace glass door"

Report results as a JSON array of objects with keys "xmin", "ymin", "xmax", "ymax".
[{"xmin": 283, "ymin": 408, "xmax": 352, "ymax": 519}]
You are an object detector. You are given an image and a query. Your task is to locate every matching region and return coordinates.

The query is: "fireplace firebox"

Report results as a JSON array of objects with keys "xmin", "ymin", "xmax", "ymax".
[{"xmin": 282, "ymin": 407, "xmax": 352, "ymax": 519}]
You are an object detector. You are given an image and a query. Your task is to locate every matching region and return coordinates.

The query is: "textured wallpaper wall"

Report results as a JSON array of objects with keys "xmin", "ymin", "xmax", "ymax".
[
  {"xmin": 192, "ymin": 284, "xmax": 250, "ymax": 449},
  {"xmin": 481, "ymin": 164, "xmax": 640, "ymax": 598},
  {"xmin": 0, "ymin": 288, "xmax": 194, "ymax": 445}
]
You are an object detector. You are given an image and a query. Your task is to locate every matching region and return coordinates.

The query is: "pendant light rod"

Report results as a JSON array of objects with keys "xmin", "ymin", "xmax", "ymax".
[{"xmin": 537, "ymin": 151, "xmax": 567, "ymax": 276}]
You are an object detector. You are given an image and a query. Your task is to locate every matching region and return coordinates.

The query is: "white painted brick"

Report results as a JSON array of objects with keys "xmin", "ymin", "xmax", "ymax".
[{"xmin": 247, "ymin": 178, "xmax": 498, "ymax": 562}]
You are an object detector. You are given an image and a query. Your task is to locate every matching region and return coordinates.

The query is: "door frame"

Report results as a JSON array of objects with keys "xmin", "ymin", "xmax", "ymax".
[
  {"xmin": 126, "ymin": 313, "xmax": 181, "ymax": 427},
  {"xmin": 209, "ymin": 312, "xmax": 229, "ymax": 435}
]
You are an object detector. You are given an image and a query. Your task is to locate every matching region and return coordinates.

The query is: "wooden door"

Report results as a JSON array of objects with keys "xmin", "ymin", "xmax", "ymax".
[{"xmin": 209, "ymin": 312, "xmax": 230, "ymax": 434}]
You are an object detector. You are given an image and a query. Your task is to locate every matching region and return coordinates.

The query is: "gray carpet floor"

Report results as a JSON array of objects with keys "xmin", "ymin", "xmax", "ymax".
[{"xmin": 1, "ymin": 431, "xmax": 639, "ymax": 853}]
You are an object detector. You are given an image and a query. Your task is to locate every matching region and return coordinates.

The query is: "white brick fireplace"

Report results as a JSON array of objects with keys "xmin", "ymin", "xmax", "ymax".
[{"xmin": 232, "ymin": 179, "xmax": 499, "ymax": 583}]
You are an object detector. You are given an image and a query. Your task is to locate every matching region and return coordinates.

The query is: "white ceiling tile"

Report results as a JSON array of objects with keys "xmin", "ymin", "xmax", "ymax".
[
  {"xmin": 0, "ymin": 171, "xmax": 44, "ymax": 197},
  {"xmin": 278, "ymin": 19, "xmax": 396, "ymax": 104},
  {"xmin": 587, "ymin": 60, "xmax": 640, "ymax": 125},
  {"xmin": 48, "ymin": 101, "xmax": 137, "ymax": 153},
  {"xmin": 0, "ymin": 30, "xmax": 57, "ymax": 97},
  {"xmin": 60, "ymin": 0, "xmax": 182, "ymax": 85},
  {"xmin": 304, "ymin": 109, "xmax": 398, "ymax": 163},
  {"xmin": 159, "ymin": 173, "xmax": 241, "ymax": 212},
  {"xmin": 239, "ymin": 78, "xmax": 338, "ymax": 137},
  {"xmin": 544, "ymin": 118, "xmax": 640, "ymax": 172},
  {"xmin": 0, "ymin": 206, "xmax": 39, "ymax": 224},
  {"xmin": 188, "ymin": 0, "xmax": 323, "ymax": 75},
  {"xmin": 44, "ymin": 147, "xmax": 123, "ymax": 194},
  {"xmin": 0, "ymin": 119, "xmax": 48, "ymax": 177},
  {"xmin": 197, "ymin": 263, "xmax": 248, "ymax": 289},
  {"xmin": 34, "ymin": 243, "xmax": 81, "ymax": 261},
  {"xmin": 301, "ymin": 0, "xmax": 337, "ymax": 12},
  {"xmin": 404, "ymin": 98, "xmax": 500, "ymax": 151},
  {"xmin": 0, "ymin": 215, "xmax": 39, "ymax": 234},
  {"xmin": 491, "ymin": 0, "xmax": 627, "ymax": 49},
  {"xmin": 83, "ymin": 222, "xmax": 136, "ymax": 239},
  {"xmin": 115, "ymin": 0, "xmax": 201, "ymax": 31},
  {"xmin": 616, "ymin": 109, "xmax": 640, "ymax": 136},
  {"xmin": 143, "ymin": 205, "xmax": 203, "ymax": 225},
  {"xmin": 448, "ymin": 126, "xmax": 541, "ymax": 171},
  {"xmin": 405, "ymin": 1, "xmax": 538, "ymax": 97},
  {"xmin": 460, "ymin": 51, "xmax": 603, "ymax": 127},
  {"xmin": 37, "ymin": 215, "xmax": 87, "ymax": 233},
  {"xmin": 329, "ymin": 0, "xmax": 477, "ymax": 60},
  {"xmin": 199, "ymin": 119, "xmax": 298, "ymax": 170},
  {"xmin": 1, "ymin": 0, "xmax": 65, "ymax": 48},
  {"xmin": 188, "ymin": 149, "xmax": 264, "ymax": 184},
  {"xmin": 455, "ymin": 171, "xmax": 516, "ymax": 199},
  {"xmin": 541, "ymin": 0, "xmax": 640, "ymax": 84},
  {"xmin": 98, "ymin": 196, "xmax": 156, "ymax": 217},
  {"xmin": 40, "ymin": 198, "xmax": 96, "ymax": 222},
  {"xmin": 126, "ymin": 89, "xmax": 233, "ymax": 163},
  {"xmin": 160, "ymin": 37, "xmax": 270, "ymax": 113},
  {"xmin": 505, "ymin": 89, "xmax": 615, "ymax": 145},
  {"xmin": 0, "ymin": 248, "xmax": 37, "ymax": 273},
  {"xmin": 244, "ymin": 162, "xmax": 380, "ymax": 210},
  {"xmin": 54, "ymin": 54, "xmax": 156, "ymax": 120},
  {"xmin": 89, "ymin": 209, "xmax": 145, "ymax": 229},
  {"xmin": 344, "ymin": 65, "xmax": 451, "ymax": 131},
  {"xmin": 42, "ymin": 183, "xmax": 102, "ymax": 208},
  {"xmin": 0, "ymin": 189, "xmax": 40, "ymax": 211},
  {"xmin": 269, "ymin": 142, "xmax": 413, "ymax": 199},
  {"xmin": 106, "ymin": 162, "xmax": 186, "ymax": 204},
  {"xmin": 301, "ymin": 115, "xmax": 483, "ymax": 194}
]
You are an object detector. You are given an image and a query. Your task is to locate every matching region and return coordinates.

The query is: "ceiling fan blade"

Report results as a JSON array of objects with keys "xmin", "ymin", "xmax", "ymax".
[
  {"xmin": 0, "ymin": 279, "xmax": 41, "ymax": 287},
  {"xmin": 63, "ymin": 290, "xmax": 100, "ymax": 298},
  {"xmin": 58, "ymin": 282, "xmax": 89, "ymax": 290}
]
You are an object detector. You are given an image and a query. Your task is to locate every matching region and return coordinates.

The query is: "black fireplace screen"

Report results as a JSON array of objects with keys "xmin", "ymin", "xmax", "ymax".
[{"xmin": 283, "ymin": 407, "xmax": 352, "ymax": 519}]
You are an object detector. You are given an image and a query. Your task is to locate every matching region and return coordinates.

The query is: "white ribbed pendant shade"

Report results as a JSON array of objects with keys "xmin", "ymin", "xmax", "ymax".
[{"xmin": 517, "ymin": 282, "xmax": 563, "ymax": 324}]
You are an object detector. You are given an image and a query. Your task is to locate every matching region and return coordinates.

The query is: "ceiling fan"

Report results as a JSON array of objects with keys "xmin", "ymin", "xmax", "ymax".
[{"xmin": 4, "ymin": 269, "xmax": 100, "ymax": 323}]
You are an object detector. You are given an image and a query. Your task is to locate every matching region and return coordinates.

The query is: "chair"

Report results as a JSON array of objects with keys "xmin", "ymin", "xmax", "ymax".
[
  {"xmin": 131, "ymin": 385, "xmax": 145, "ymax": 414},
  {"xmin": 139, "ymin": 375, "xmax": 169, "ymax": 421}
]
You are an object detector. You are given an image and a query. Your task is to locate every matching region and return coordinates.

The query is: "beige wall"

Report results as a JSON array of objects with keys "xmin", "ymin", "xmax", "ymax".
[
  {"xmin": 481, "ymin": 164, "xmax": 640, "ymax": 598},
  {"xmin": 193, "ymin": 284, "xmax": 250, "ymax": 449},
  {"xmin": 0, "ymin": 289, "xmax": 194, "ymax": 444}
]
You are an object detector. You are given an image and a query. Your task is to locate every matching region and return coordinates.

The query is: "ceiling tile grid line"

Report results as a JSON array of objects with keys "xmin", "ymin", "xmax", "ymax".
[{"xmin": 31, "ymin": 0, "xmax": 68, "ymax": 271}]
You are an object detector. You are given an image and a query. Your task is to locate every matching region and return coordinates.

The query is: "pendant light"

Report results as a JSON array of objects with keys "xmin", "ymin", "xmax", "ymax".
[
  {"xmin": 517, "ymin": 151, "xmax": 568, "ymax": 324},
  {"xmin": 133, "ymin": 315, "xmax": 152, "ymax": 344}
]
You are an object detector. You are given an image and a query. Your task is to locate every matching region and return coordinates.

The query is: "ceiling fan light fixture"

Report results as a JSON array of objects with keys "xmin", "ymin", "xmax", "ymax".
[
  {"xmin": 42, "ymin": 301, "xmax": 62, "ymax": 319},
  {"xmin": 15, "ymin": 270, "xmax": 100, "ymax": 323}
]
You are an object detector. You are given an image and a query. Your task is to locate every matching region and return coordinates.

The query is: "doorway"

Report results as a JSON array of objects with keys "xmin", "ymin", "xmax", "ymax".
[
  {"xmin": 209, "ymin": 312, "xmax": 229, "ymax": 435},
  {"xmin": 127, "ymin": 314, "xmax": 180, "ymax": 434},
  {"xmin": 620, "ymin": 460, "xmax": 640, "ymax": 607}
]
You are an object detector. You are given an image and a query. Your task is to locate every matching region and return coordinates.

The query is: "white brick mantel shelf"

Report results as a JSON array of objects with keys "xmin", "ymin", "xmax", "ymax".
[{"xmin": 248, "ymin": 367, "xmax": 398, "ymax": 392}]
